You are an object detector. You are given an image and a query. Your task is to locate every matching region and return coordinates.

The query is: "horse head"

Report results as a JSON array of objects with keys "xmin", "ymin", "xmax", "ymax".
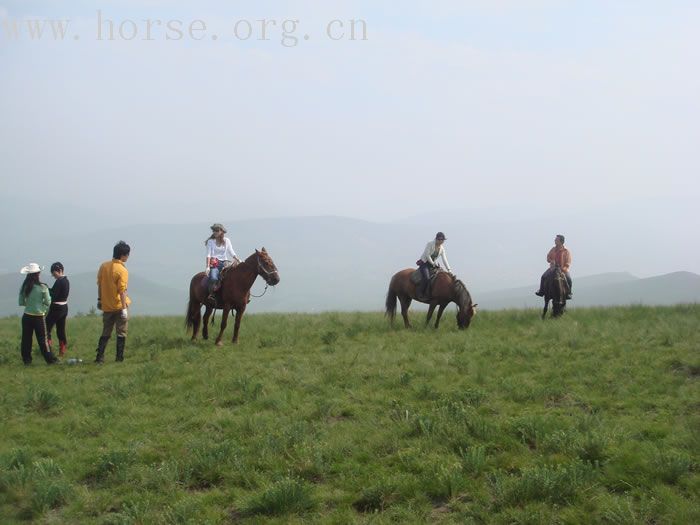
[
  {"xmin": 256, "ymin": 248, "xmax": 280, "ymax": 286},
  {"xmin": 453, "ymin": 279, "xmax": 476, "ymax": 330}
]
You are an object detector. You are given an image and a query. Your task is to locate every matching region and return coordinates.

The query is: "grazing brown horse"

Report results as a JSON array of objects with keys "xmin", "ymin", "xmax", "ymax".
[
  {"xmin": 186, "ymin": 248, "xmax": 280, "ymax": 345},
  {"xmin": 541, "ymin": 265, "xmax": 568, "ymax": 319},
  {"xmin": 386, "ymin": 269, "xmax": 477, "ymax": 329}
]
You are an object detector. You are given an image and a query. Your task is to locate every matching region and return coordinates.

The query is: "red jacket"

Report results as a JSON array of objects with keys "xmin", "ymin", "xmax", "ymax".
[{"xmin": 547, "ymin": 246, "xmax": 571, "ymax": 272}]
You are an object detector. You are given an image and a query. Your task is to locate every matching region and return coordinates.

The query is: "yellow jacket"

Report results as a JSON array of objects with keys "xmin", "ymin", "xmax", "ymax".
[{"xmin": 97, "ymin": 259, "xmax": 131, "ymax": 312}]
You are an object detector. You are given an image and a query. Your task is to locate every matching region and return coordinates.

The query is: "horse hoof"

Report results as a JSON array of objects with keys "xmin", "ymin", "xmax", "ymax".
[{"xmin": 215, "ymin": 341, "xmax": 223, "ymax": 347}]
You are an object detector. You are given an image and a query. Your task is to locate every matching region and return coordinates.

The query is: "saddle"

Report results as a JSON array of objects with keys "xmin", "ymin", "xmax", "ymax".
[
  {"xmin": 200, "ymin": 261, "xmax": 241, "ymax": 309},
  {"xmin": 410, "ymin": 266, "xmax": 443, "ymax": 300}
]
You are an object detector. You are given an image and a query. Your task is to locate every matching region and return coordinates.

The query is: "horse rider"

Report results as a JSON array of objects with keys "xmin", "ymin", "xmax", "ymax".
[
  {"xmin": 417, "ymin": 232, "xmax": 453, "ymax": 298},
  {"xmin": 535, "ymin": 234, "xmax": 572, "ymax": 299},
  {"xmin": 205, "ymin": 223, "xmax": 240, "ymax": 306}
]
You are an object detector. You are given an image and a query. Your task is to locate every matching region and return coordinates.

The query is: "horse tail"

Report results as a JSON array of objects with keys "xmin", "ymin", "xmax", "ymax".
[
  {"xmin": 385, "ymin": 282, "xmax": 397, "ymax": 322},
  {"xmin": 185, "ymin": 296, "xmax": 198, "ymax": 333}
]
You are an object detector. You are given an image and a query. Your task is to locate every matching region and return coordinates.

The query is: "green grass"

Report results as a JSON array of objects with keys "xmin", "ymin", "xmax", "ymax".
[{"xmin": 0, "ymin": 305, "xmax": 698, "ymax": 523}]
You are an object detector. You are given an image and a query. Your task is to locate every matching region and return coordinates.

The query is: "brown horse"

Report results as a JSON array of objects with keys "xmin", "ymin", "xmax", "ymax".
[
  {"xmin": 541, "ymin": 265, "xmax": 568, "ymax": 319},
  {"xmin": 186, "ymin": 248, "xmax": 280, "ymax": 345},
  {"xmin": 386, "ymin": 269, "xmax": 477, "ymax": 329}
]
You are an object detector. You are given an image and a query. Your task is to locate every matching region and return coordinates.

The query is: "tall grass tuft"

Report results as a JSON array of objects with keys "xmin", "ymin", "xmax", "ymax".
[
  {"xmin": 25, "ymin": 387, "xmax": 61, "ymax": 413},
  {"xmin": 491, "ymin": 461, "xmax": 595, "ymax": 508},
  {"xmin": 243, "ymin": 476, "xmax": 316, "ymax": 516}
]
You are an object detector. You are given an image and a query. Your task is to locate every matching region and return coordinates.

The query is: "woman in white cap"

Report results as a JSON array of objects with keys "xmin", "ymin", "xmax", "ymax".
[
  {"xmin": 18, "ymin": 263, "xmax": 58, "ymax": 365},
  {"xmin": 204, "ymin": 223, "xmax": 240, "ymax": 306},
  {"xmin": 416, "ymin": 232, "xmax": 453, "ymax": 298}
]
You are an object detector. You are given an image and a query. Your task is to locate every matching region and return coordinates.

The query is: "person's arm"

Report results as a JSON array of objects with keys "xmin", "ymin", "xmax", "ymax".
[
  {"xmin": 547, "ymin": 247, "xmax": 555, "ymax": 267},
  {"xmin": 117, "ymin": 269, "xmax": 129, "ymax": 318},
  {"xmin": 18, "ymin": 289, "xmax": 25, "ymax": 307},
  {"xmin": 562, "ymin": 250, "xmax": 571, "ymax": 272},
  {"xmin": 422, "ymin": 242, "xmax": 436, "ymax": 265},
  {"xmin": 42, "ymin": 285, "xmax": 51, "ymax": 309},
  {"xmin": 225, "ymin": 238, "xmax": 238, "ymax": 262},
  {"xmin": 205, "ymin": 240, "xmax": 212, "ymax": 274},
  {"xmin": 96, "ymin": 266, "xmax": 102, "ymax": 309},
  {"xmin": 440, "ymin": 247, "xmax": 452, "ymax": 273}
]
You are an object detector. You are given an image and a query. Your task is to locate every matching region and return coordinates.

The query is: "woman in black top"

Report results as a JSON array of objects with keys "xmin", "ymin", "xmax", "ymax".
[{"xmin": 46, "ymin": 262, "xmax": 70, "ymax": 356}]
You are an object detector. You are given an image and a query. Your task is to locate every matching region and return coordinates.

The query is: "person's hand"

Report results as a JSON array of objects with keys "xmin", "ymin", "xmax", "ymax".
[
  {"xmin": 205, "ymin": 268, "xmax": 210, "ymax": 276},
  {"xmin": 120, "ymin": 308, "xmax": 128, "ymax": 320}
]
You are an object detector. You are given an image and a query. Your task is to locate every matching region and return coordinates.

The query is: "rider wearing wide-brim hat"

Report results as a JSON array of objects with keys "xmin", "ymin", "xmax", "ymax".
[
  {"xmin": 417, "ymin": 232, "xmax": 453, "ymax": 298},
  {"xmin": 204, "ymin": 223, "xmax": 240, "ymax": 306}
]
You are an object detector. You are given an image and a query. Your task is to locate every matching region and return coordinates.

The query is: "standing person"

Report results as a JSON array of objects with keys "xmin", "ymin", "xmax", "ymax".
[
  {"xmin": 535, "ymin": 234, "xmax": 573, "ymax": 299},
  {"xmin": 416, "ymin": 232, "xmax": 453, "ymax": 298},
  {"xmin": 46, "ymin": 262, "xmax": 70, "ymax": 357},
  {"xmin": 95, "ymin": 241, "xmax": 131, "ymax": 363},
  {"xmin": 204, "ymin": 223, "xmax": 240, "ymax": 306},
  {"xmin": 18, "ymin": 263, "xmax": 58, "ymax": 365}
]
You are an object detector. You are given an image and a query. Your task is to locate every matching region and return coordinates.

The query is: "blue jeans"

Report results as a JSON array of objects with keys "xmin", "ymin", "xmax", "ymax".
[{"xmin": 209, "ymin": 260, "xmax": 225, "ymax": 283}]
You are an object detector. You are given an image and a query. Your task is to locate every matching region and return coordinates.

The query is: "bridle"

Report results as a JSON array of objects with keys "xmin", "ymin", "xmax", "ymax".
[{"xmin": 250, "ymin": 255, "xmax": 278, "ymax": 298}]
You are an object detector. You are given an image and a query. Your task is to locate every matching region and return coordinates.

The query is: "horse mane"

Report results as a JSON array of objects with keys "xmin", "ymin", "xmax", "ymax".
[{"xmin": 452, "ymin": 278, "xmax": 472, "ymax": 310}]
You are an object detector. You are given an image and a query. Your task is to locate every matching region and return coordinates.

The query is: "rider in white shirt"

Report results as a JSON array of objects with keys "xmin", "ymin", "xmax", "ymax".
[
  {"xmin": 205, "ymin": 223, "xmax": 240, "ymax": 305},
  {"xmin": 417, "ymin": 232, "xmax": 452, "ymax": 297}
]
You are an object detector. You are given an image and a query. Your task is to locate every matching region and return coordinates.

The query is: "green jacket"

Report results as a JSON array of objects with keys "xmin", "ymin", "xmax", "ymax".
[{"xmin": 18, "ymin": 283, "xmax": 51, "ymax": 315}]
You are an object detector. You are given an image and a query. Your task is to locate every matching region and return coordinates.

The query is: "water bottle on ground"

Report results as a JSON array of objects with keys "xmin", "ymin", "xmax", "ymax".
[{"xmin": 66, "ymin": 358, "xmax": 83, "ymax": 365}]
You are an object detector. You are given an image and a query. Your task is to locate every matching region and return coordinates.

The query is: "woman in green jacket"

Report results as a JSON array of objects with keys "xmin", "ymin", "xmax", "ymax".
[{"xmin": 18, "ymin": 263, "xmax": 58, "ymax": 365}]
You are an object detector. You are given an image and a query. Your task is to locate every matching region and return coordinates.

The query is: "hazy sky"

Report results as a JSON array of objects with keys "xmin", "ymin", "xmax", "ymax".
[{"xmin": 1, "ymin": 0, "xmax": 699, "ymax": 224}]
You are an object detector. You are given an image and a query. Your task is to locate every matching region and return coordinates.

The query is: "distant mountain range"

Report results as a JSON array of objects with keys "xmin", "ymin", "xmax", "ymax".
[
  {"xmin": 1, "ymin": 269, "xmax": 697, "ymax": 317},
  {"xmin": 477, "ymin": 271, "xmax": 700, "ymax": 310},
  {"xmin": 0, "ymin": 213, "xmax": 698, "ymax": 316}
]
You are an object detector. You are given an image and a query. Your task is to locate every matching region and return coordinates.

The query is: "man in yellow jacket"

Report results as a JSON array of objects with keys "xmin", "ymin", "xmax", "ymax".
[
  {"xmin": 535, "ymin": 234, "xmax": 572, "ymax": 299},
  {"xmin": 95, "ymin": 241, "xmax": 131, "ymax": 363}
]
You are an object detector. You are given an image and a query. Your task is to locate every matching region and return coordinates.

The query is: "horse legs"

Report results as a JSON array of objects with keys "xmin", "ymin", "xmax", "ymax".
[
  {"xmin": 231, "ymin": 307, "xmax": 246, "ymax": 344},
  {"xmin": 190, "ymin": 303, "xmax": 201, "ymax": 341},
  {"xmin": 399, "ymin": 295, "xmax": 412, "ymax": 328},
  {"xmin": 542, "ymin": 298, "xmax": 550, "ymax": 320},
  {"xmin": 425, "ymin": 304, "xmax": 437, "ymax": 326},
  {"xmin": 434, "ymin": 303, "xmax": 448, "ymax": 329},
  {"xmin": 215, "ymin": 307, "xmax": 230, "ymax": 347},
  {"xmin": 202, "ymin": 306, "xmax": 213, "ymax": 339}
]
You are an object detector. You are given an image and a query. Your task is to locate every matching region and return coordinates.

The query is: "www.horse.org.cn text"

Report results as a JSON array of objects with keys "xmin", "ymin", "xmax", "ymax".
[{"xmin": 0, "ymin": 11, "xmax": 369, "ymax": 47}]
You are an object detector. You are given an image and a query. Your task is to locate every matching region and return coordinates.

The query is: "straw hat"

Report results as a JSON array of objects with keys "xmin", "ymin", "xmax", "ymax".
[{"xmin": 20, "ymin": 262, "xmax": 44, "ymax": 274}]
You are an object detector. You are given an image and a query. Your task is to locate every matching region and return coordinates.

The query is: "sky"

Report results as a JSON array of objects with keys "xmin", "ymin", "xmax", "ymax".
[{"xmin": 1, "ymin": 0, "xmax": 699, "ymax": 225}]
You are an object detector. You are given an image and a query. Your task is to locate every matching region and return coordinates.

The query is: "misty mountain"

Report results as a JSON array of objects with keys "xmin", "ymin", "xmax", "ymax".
[
  {"xmin": 0, "ymin": 207, "xmax": 697, "ymax": 315},
  {"xmin": 479, "ymin": 271, "xmax": 700, "ymax": 310}
]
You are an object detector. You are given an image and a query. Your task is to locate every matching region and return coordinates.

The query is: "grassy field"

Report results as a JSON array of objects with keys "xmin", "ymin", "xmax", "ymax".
[{"xmin": 0, "ymin": 306, "xmax": 698, "ymax": 524}]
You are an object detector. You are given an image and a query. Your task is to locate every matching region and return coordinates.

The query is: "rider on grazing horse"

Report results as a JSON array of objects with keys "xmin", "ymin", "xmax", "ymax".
[
  {"xmin": 417, "ymin": 232, "xmax": 453, "ymax": 298},
  {"xmin": 205, "ymin": 223, "xmax": 240, "ymax": 306},
  {"xmin": 535, "ymin": 234, "xmax": 572, "ymax": 299}
]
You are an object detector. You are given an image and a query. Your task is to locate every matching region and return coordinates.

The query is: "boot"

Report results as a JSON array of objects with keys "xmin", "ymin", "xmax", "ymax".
[
  {"xmin": 418, "ymin": 281, "xmax": 429, "ymax": 300},
  {"xmin": 59, "ymin": 341, "xmax": 67, "ymax": 357},
  {"xmin": 95, "ymin": 336, "xmax": 109, "ymax": 363},
  {"xmin": 206, "ymin": 281, "xmax": 219, "ymax": 307},
  {"xmin": 116, "ymin": 336, "xmax": 126, "ymax": 362}
]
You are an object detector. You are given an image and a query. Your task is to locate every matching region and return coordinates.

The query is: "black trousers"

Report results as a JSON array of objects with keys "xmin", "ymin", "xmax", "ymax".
[
  {"xmin": 21, "ymin": 314, "xmax": 57, "ymax": 364},
  {"xmin": 45, "ymin": 303, "xmax": 68, "ymax": 344}
]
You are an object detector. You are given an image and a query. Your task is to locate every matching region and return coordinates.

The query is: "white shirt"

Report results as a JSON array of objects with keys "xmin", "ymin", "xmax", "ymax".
[
  {"xmin": 420, "ymin": 241, "xmax": 452, "ymax": 272},
  {"xmin": 206, "ymin": 238, "xmax": 237, "ymax": 262}
]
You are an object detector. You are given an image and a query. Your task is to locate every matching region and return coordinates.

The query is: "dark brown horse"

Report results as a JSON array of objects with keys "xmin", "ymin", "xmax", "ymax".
[
  {"xmin": 186, "ymin": 248, "xmax": 280, "ymax": 345},
  {"xmin": 386, "ymin": 269, "xmax": 477, "ymax": 329},
  {"xmin": 541, "ymin": 265, "xmax": 568, "ymax": 319}
]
